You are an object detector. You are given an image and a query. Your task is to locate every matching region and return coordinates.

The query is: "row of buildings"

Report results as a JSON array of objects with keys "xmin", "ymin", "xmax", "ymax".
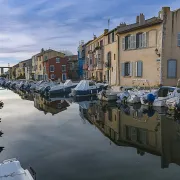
[
  {"xmin": 10, "ymin": 49, "xmax": 79, "ymax": 81},
  {"xmin": 78, "ymin": 7, "xmax": 180, "ymax": 87}
]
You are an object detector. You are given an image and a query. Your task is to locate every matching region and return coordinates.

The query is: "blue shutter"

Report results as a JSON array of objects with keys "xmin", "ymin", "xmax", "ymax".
[
  {"xmin": 168, "ymin": 59, "xmax": 177, "ymax": 78},
  {"xmin": 121, "ymin": 63, "xmax": 125, "ymax": 76},
  {"xmin": 137, "ymin": 61, "xmax": 143, "ymax": 77},
  {"xmin": 130, "ymin": 62, "xmax": 133, "ymax": 76},
  {"xmin": 178, "ymin": 33, "xmax": 180, "ymax": 47}
]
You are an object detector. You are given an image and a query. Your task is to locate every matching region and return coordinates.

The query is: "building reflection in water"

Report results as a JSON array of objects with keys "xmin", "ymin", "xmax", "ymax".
[
  {"xmin": 79, "ymin": 101, "xmax": 180, "ymax": 169},
  {"xmin": 34, "ymin": 93, "xmax": 70, "ymax": 115},
  {"xmin": 0, "ymin": 100, "xmax": 5, "ymax": 153}
]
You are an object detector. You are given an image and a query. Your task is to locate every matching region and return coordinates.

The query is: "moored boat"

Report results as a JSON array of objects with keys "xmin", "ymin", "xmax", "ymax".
[
  {"xmin": 70, "ymin": 80, "xmax": 106, "ymax": 97},
  {"xmin": 49, "ymin": 79, "xmax": 78, "ymax": 96}
]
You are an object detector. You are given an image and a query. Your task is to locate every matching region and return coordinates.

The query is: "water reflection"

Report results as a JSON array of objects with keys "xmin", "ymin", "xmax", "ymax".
[
  {"xmin": 80, "ymin": 101, "xmax": 180, "ymax": 169},
  {"xmin": 0, "ymin": 100, "xmax": 5, "ymax": 153},
  {"xmin": 34, "ymin": 93, "xmax": 70, "ymax": 115}
]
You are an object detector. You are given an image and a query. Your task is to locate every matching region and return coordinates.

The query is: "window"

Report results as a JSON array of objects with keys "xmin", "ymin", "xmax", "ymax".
[
  {"xmin": 130, "ymin": 35, "xmax": 136, "ymax": 49},
  {"xmin": 167, "ymin": 59, "xmax": 177, "ymax": 78},
  {"xmin": 114, "ymin": 54, "xmax": 116, "ymax": 60},
  {"xmin": 112, "ymin": 32, "xmax": 115, "ymax": 42},
  {"xmin": 62, "ymin": 73, "xmax": 66, "ymax": 81},
  {"xmin": 89, "ymin": 81, "xmax": 95, "ymax": 86},
  {"xmin": 62, "ymin": 65, "xmax": 66, "ymax": 72},
  {"xmin": 178, "ymin": 33, "xmax": 180, "ymax": 47},
  {"xmin": 50, "ymin": 65, "xmax": 54, "ymax": 72},
  {"xmin": 135, "ymin": 61, "xmax": 143, "ymax": 77},
  {"xmin": 51, "ymin": 74, "xmax": 55, "ymax": 79},
  {"xmin": 108, "ymin": 34, "xmax": 111, "ymax": 44},
  {"xmin": 107, "ymin": 52, "xmax": 111, "ymax": 67},
  {"xmin": 125, "ymin": 62, "xmax": 130, "ymax": 76},
  {"xmin": 100, "ymin": 40, "xmax": 103, "ymax": 47},
  {"xmin": 125, "ymin": 35, "xmax": 131, "ymax": 49},
  {"xmin": 44, "ymin": 56, "xmax": 48, "ymax": 61},
  {"xmin": 121, "ymin": 62, "xmax": 133, "ymax": 76},
  {"xmin": 136, "ymin": 33, "xmax": 143, "ymax": 48},
  {"xmin": 56, "ymin": 58, "xmax": 60, "ymax": 63}
]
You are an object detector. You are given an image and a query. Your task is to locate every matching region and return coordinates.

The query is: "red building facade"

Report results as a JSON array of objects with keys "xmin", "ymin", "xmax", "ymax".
[{"xmin": 43, "ymin": 56, "xmax": 68, "ymax": 81}]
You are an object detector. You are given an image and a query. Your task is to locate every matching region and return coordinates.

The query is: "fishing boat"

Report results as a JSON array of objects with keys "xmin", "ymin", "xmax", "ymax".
[
  {"xmin": 48, "ymin": 80, "xmax": 78, "ymax": 96},
  {"xmin": 0, "ymin": 158, "xmax": 36, "ymax": 180},
  {"xmin": 70, "ymin": 80, "xmax": 106, "ymax": 97},
  {"xmin": 97, "ymin": 86, "xmax": 118, "ymax": 101}
]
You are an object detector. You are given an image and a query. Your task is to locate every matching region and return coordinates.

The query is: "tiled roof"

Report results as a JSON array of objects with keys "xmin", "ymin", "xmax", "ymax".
[{"xmin": 117, "ymin": 17, "xmax": 163, "ymax": 34}]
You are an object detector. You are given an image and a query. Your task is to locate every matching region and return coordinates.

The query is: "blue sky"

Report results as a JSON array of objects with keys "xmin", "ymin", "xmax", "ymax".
[{"xmin": 0, "ymin": 0, "xmax": 179, "ymax": 67}]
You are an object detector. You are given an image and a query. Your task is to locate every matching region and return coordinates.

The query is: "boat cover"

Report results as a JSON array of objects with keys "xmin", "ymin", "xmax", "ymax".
[{"xmin": 74, "ymin": 80, "xmax": 95, "ymax": 91}]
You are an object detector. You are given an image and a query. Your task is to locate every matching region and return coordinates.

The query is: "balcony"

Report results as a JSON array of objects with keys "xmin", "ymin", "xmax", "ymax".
[
  {"xmin": 83, "ymin": 64, "xmax": 88, "ymax": 70},
  {"xmin": 88, "ymin": 64, "xmax": 94, "ymax": 71},
  {"xmin": 96, "ymin": 63, "xmax": 103, "ymax": 70}
]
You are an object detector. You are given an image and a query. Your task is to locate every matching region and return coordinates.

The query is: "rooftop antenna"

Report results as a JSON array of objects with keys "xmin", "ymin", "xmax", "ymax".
[{"xmin": 108, "ymin": 18, "xmax": 110, "ymax": 30}]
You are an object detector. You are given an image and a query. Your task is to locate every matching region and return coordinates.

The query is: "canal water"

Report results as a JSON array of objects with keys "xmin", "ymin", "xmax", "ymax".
[{"xmin": 0, "ymin": 88, "xmax": 180, "ymax": 180}]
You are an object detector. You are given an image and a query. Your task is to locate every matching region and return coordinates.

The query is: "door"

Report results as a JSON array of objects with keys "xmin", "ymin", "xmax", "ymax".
[{"xmin": 62, "ymin": 73, "xmax": 66, "ymax": 81}]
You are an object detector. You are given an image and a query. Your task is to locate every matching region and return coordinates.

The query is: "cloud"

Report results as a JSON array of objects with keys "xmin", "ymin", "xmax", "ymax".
[{"xmin": 0, "ymin": 0, "xmax": 179, "ymax": 66}]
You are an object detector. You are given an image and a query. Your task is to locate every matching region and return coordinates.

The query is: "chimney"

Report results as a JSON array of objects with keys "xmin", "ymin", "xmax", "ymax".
[
  {"xmin": 139, "ymin": 13, "xmax": 145, "ymax": 25},
  {"xmin": 104, "ymin": 29, "xmax": 109, "ymax": 35},
  {"xmin": 119, "ymin": 22, "xmax": 126, "ymax": 27},
  {"xmin": 136, "ymin": 15, "xmax": 139, "ymax": 23},
  {"xmin": 162, "ymin": 7, "xmax": 170, "ymax": 13},
  {"xmin": 93, "ymin": 35, "xmax": 97, "ymax": 40}
]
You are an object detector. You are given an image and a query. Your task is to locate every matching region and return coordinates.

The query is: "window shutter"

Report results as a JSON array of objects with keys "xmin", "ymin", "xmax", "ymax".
[
  {"xmin": 130, "ymin": 35, "xmax": 133, "ymax": 49},
  {"xmin": 142, "ymin": 32, "xmax": 147, "ymax": 47},
  {"xmin": 133, "ymin": 35, "xmax": 136, "ymax": 49},
  {"xmin": 121, "ymin": 63, "xmax": 125, "ymax": 76},
  {"xmin": 137, "ymin": 61, "xmax": 143, "ymax": 77},
  {"xmin": 135, "ymin": 61, "xmax": 138, "ymax": 77},
  {"xmin": 130, "ymin": 62, "xmax": 133, "ymax": 76},
  {"xmin": 122, "ymin": 37, "xmax": 125, "ymax": 50},
  {"xmin": 168, "ymin": 59, "xmax": 177, "ymax": 78},
  {"xmin": 178, "ymin": 33, "xmax": 180, "ymax": 47}
]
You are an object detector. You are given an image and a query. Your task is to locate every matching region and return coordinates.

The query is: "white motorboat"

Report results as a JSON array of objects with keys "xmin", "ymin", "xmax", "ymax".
[
  {"xmin": 141, "ymin": 86, "xmax": 178, "ymax": 107},
  {"xmin": 97, "ymin": 86, "xmax": 118, "ymax": 101},
  {"xmin": 166, "ymin": 79, "xmax": 180, "ymax": 110},
  {"xmin": 70, "ymin": 80, "xmax": 107, "ymax": 97},
  {"xmin": 0, "ymin": 158, "xmax": 35, "ymax": 180},
  {"xmin": 49, "ymin": 80, "xmax": 78, "ymax": 96}
]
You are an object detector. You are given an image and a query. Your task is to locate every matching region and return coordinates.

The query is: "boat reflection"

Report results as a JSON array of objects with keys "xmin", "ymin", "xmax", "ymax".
[
  {"xmin": 80, "ymin": 102, "xmax": 180, "ymax": 169},
  {"xmin": 34, "ymin": 93, "xmax": 70, "ymax": 115}
]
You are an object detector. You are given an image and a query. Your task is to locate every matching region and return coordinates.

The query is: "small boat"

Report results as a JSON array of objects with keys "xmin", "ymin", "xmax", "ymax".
[
  {"xmin": 141, "ymin": 86, "xmax": 179, "ymax": 107},
  {"xmin": 97, "ymin": 86, "xmax": 118, "ymax": 101},
  {"xmin": 166, "ymin": 79, "xmax": 180, "ymax": 110},
  {"xmin": 70, "ymin": 80, "xmax": 106, "ymax": 97},
  {"xmin": 49, "ymin": 80, "xmax": 78, "ymax": 96},
  {"xmin": 0, "ymin": 158, "xmax": 36, "ymax": 180}
]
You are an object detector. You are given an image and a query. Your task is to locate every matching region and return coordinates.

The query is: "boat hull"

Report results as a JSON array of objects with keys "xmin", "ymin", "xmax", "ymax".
[
  {"xmin": 49, "ymin": 85, "xmax": 77, "ymax": 96},
  {"xmin": 72, "ymin": 88, "xmax": 102, "ymax": 97}
]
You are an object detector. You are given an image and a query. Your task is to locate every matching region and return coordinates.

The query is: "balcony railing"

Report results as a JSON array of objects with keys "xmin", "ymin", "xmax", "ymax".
[
  {"xmin": 88, "ymin": 64, "xmax": 94, "ymax": 71},
  {"xmin": 96, "ymin": 63, "xmax": 103, "ymax": 70},
  {"xmin": 83, "ymin": 64, "xmax": 88, "ymax": 70}
]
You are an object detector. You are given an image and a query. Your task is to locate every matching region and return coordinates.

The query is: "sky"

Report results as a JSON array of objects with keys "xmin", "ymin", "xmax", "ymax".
[{"xmin": 0, "ymin": 0, "xmax": 179, "ymax": 67}]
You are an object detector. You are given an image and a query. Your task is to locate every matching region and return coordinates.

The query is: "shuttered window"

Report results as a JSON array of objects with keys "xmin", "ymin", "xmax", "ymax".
[
  {"xmin": 178, "ymin": 33, "xmax": 180, "ymax": 47},
  {"xmin": 121, "ymin": 62, "xmax": 133, "ymax": 76},
  {"xmin": 130, "ymin": 35, "xmax": 136, "ymax": 49},
  {"xmin": 135, "ymin": 61, "xmax": 143, "ymax": 77},
  {"xmin": 167, "ymin": 59, "xmax": 177, "ymax": 78}
]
